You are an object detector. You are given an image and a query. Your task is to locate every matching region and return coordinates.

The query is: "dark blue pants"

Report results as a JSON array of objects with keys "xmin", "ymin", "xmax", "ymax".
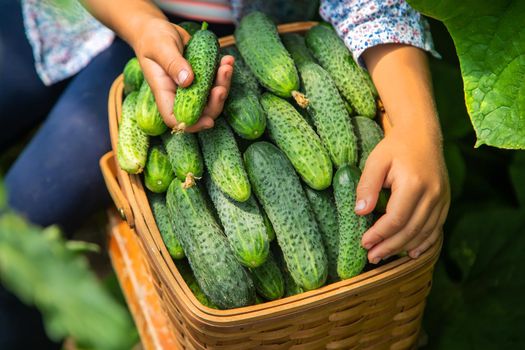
[{"xmin": 0, "ymin": 2, "xmax": 132, "ymax": 349}]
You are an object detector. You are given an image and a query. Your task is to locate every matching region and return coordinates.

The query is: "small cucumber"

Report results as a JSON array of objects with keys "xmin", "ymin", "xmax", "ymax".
[
  {"xmin": 272, "ymin": 245, "xmax": 304, "ymax": 297},
  {"xmin": 262, "ymin": 209, "xmax": 276, "ymax": 242},
  {"xmin": 198, "ymin": 118, "xmax": 251, "ymax": 202},
  {"xmin": 221, "ymin": 46, "xmax": 259, "ymax": 94},
  {"xmin": 136, "ymin": 80, "xmax": 167, "ymax": 136},
  {"xmin": 173, "ymin": 22, "xmax": 219, "ymax": 130},
  {"xmin": 175, "ymin": 259, "xmax": 217, "ymax": 308},
  {"xmin": 260, "ymin": 93, "xmax": 332, "ymax": 190},
  {"xmin": 167, "ymin": 179, "xmax": 255, "ymax": 309},
  {"xmin": 144, "ymin": 144, "xmax": 175, "ymax": 193},
  {"xmin": 205, "ymin": 176, "xmax": 269, "ymax": 268},
  {"xmin": 333, "ymin": 165, "xmax": 372, "ymax": 279},
  {"xmin": 235, "ymin": 12, "xmax": 299, "ymax": 97},
  {"xmin": 304, "ymin": 187, "xmax": 340, "ymax": 281},
  {"xmin": 123, "ymin": 57, "xmax": 144, "ymax": 95},
  {"xmin": 117, "ymin": 92, "xmax": 149, "ymax": 174},
  {"xmin": 178, "ymin": 21, "xmax": 201, "ymax": 36},
  {"xmin": 353, "ymin": 116, "xmax": 384, "ymax": 170},
  {"xmin": 148, "ymin": 192, "xmax": 184, "ymax": 259},
  {"xmin": 281, "ymin": 33, "xmax": 316, "ymax": 67},
  {"xmin": 161, "ymin": 132, "xmax": 203, "ymax": 188},
  {"xmin": 244, "ymin": 142, "xmax": 328, "ymax": 290},
  {"xmin": 249, "ymin": 251, "xmax": 285, "ymax": 300},
  {"xmin": 224, "ymin": 88, "xmax": 266, "ymax": 140}
]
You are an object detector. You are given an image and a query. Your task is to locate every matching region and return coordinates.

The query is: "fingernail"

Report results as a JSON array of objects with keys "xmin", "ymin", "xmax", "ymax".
[
  {"xmin": 177, "ymin": 69, "xmax": 189, "ymax": 85},
  {"xmin": 411, "ymin": 250, "xmax": 421, "ymax": 259},
  {"xmin": 371, "ymin": 257, "xmax": 381, "ymax": 264},
  {"xmin": 355, "ymin": 199, "xmax": 366, "ymax": 211},
  {"xmin": 363, "ymin": 241, "xmax": 373, "ymax": 250}
]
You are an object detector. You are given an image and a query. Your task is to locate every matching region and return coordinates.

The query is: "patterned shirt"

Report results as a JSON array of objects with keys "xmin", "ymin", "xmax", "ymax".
[{"xmin": 22, "ymin": 0, "xmax": 436, "ymax": 85}]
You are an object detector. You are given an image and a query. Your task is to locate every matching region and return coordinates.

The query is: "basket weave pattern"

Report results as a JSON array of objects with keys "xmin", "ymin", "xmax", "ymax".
[{"xmin": 102, "ymin": 21, "xmax": 441, "ymax": 350}]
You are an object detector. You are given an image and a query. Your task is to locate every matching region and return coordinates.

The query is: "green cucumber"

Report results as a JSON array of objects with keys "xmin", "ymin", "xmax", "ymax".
[
  {"xmin": 144, "ymin": 144, "xmax": 175, "ymax": 193},
  {"xmin": 173, "ymin": 22, "xmax": 219, "ymax": 130},
  {"xmin": 272, "ymin": 245, "xmax": 304, "ymax": 297},
  {"xmin": 178, "ymin": 21, "xmax": 201, "ymax": 36},
  {"xmin": 166, "ymin": 179, "xmax": 255, "ymax": 309},
  {"xmin": 353, "ymin": 116, "xmax": 384, "ymax": 170},
  {"xmin": 306, "ymin": 25, "xmax": 376, "ymax": 118},
  {"xmin": 281, "ymin": 33, "xmax": 316, "ymax": 68},
  {"xmin": 249, "ymin": 251, "xmax": 284, "ymax": 300},
  {"xmin": 333, "ymin": 165, "xmax": 372, "ymax": 279},
  {"xmin": 221, "ymin": 46, "xmax": 259, "ymax": 94},
  {"xmin": 262, "ymin": 210, "xmax": 276, "ymax": 242},
  {"xmin": 148, "ymin": 192, "xmax": 184, "ymax": 259},
  {"xmin": 198, "ymin": 118, "xmax": 251, "ymax": 202},
  {"xmin": 175, "ymin": 259, "xmax": 217, "ymax": 308},
  {"xmin": 260, "ymin": 93, "xmax": 332, "ymax": 190},
  {"xmin": 255, "ymin": 294, "xmax": 265, "ymax": 304},
  {"xmin": 123, "ymin": 57, "xmax": 144, "ymax": 95},
  {"xmin": 136, "ymin": 80, "xmax": 167, "ymax": 136},
  {"xmin": 161, "ymin": 132, "xmax": 203, "ymax": 187},
  {"xmin": 235, "ymin": 12, "xmax": 299, "ymax": 97},
  {"xmin": 244, "ymin": 142, "xmax": 328, "ymax": 290},
  {"xmin": 205, "ymin": 176, "xmax": 269, "ymax": 268},
  {"xmin": 117, "ymin": 92, "xmax": 149, "ymax": 174}
]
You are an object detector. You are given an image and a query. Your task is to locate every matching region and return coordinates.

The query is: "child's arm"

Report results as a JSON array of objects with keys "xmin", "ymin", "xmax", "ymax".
[
  {"xmin": 357, "ymin": 44, "xmax": 450, "ymax": 263},
  {"xmin": 81, "ymin": 0, "xmax": 233, "ymax": 132}
]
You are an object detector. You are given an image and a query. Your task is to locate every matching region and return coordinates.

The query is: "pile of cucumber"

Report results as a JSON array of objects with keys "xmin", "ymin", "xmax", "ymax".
[{"xmin": 117, "ymin": 14, "xmax": 386, "ymax": 310}]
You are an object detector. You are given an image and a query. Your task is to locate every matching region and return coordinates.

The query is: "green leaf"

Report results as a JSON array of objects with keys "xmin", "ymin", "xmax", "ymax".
[{"xmin": 409, "ymin": 0, "xmax": 525, "ymax": 149}]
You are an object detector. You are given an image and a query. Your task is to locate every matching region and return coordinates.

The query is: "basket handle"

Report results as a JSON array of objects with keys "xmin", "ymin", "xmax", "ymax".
[{"xmin": 100, "ymin": 151, "xmax": 135, "ymax": 227}]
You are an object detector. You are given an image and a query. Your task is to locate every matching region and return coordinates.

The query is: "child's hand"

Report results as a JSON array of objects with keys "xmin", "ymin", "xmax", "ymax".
[
  {"xmin": 355, "ymin": 128, "xmax": 450, "ymax": 263},
  {"xmin": 133, "ymin": 18, "xmax": 233, "ymax": 132}
]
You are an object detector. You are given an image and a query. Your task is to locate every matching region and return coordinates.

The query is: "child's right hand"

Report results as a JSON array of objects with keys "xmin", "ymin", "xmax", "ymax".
[{"xmin": 132, "ymin": 18, "xmax": 234, "ymax": 132}]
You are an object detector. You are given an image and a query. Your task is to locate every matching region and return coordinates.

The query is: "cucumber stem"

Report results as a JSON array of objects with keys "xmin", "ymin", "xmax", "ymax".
[
  {"xmin": 182, "ymin": 173, "xmax": 196, "ymax": 189},
  {"xmin": 292, "ymin": 91, "xmax": 309, "ymax": 108},
  {"xmin": 201, "ymin": 22, "xmax": 209, "ymax": 31}
]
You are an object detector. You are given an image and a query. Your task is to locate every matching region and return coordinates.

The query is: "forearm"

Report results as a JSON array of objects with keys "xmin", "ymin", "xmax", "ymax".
[
  {"xmin": 362, "ymin": 44, "xmax": 442, "ymax": 144},
  {"xmin": 80, "ymin": 0, "xmax": 167, "ymax": 47}
]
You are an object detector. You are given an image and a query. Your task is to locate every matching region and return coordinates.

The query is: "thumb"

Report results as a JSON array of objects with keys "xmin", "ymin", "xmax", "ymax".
[{"xmin": 355, "ymin": 151, "xmax": 390, "ymax": 215}]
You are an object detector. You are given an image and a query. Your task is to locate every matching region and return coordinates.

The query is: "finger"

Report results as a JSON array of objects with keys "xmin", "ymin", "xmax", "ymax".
[
  {"xmin": 408, "ymin": 227, "xmax": 443, "ymax": 259},
  {"xmin": 404, "ymin": 202, "xmax": 445, "ymax": 253},
  {"xmin": 406, "ymin": 203, "xmax": 448, "ymax": 257},
  {"xmin": 361, "ymin": 177, "xmax": 424, "ymax": 251},
  {"xmin": 144, "ymin": 35, "xmax": 194, "ymax": 88},
  {"xmin": 214, "ymin": 60, "xmax": 234, "ymax": 92},
  {"xmin": 184, "ymin": 116, "xmax": 216, "ymax": 133},
  {"xmin": 355, "ymin": 149, "xmax": 390, "ymax": 215},
  {"xmin": 366, "ymin": 194, "xmax": 439, "ymax": 262},
  {"xmin": 173, "ymin": 24, "xmax": 191, "ymax": 45},
  {"xmin": 221, "ymin": 54, "xmax": 235, "ymax": 67},
  {"xmin": 201, "ymin": 85, "xmax": 229, "ymax": 120}
]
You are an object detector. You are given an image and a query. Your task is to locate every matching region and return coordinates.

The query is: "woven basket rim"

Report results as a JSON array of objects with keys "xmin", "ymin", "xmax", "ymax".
[{"xmin": 106, "ymin": 20, "xmax": 442, "ymax": 327}]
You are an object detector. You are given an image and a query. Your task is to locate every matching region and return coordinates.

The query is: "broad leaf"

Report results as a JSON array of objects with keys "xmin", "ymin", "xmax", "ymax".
[{"xmin": 408, "ymin": 0, "xmax": 525, "ymax": 149}]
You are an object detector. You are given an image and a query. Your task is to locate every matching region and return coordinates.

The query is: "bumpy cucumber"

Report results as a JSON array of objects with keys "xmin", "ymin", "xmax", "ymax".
[
  {"xmin": 144, "ymin": 144, "xmax": 175, "ymax": 193},
  {"xmin": 304, "ymin": 187, "xmax": 339, "ymax": 281},
  {"xmin": 281, "ymin": 33, "xmax": 316, "ymax": 67},
  {"xmin": 175, "ymin": 259, "xmax": 217, "ymax": 308},
  {"xmin": 249, "ymin": 251, "xmax": 284, "ymax": 300},
  {"xmin": 262, "ymin": 209, "xmax": 276, "ymax": 242},
  {"xmin": 205, "ymin": 176, "xmax": 269, "ymax": 268},
  {"xmin": 167, "ymin": 179, "xmax": 255, "ymax": 309},
  {"xmin": 148, "ymin": 192, "xmax": 184, "ymax": 259},
  {"xmin": 235, "ymin": 12, "xmax": 299, "ymax": 97},
  {"xmin": 198, "ymin": 118, "xmax": 251, "ymax": 202},
  {"xmin": 117, "ymin": 92, "xmax": 149, "ymax": 174},
  {"xmin": 353, "ymin": 116, "xmax": 384, "ymax": 170},
  {"xmin": 161, "ymin": 132, "xmax": 203, "ymax": 187},
  {"xmin": 333, "ymin": 165, "xmax": 372, "ymax": 279},
  {"xmin": 221, "ymin": 46, "xmax": 259, "ymax": 94},
  {"xmin": 136, "ymin": 81, "xmax": 167, "ymax": 136},
  {"xmin": 306, "ymin": 25, "xmax": 376, "ymax": 118},
  {"xmin": 244, "ymin": 142, "xmax": 327, "ymax": 290},
  {"xmin": 272, "ymin": 245, "xmax": 304, "ymax": 297},
  {"xmin": 123, "ymin": 57, "xmax": 144, "ymax": 95},
  {"xmin": 173, "ymin": 23, "xmax": 219, "ymax": 130},
  {"xmin": 178, "ymin": 21, "xmax": 201, "ymax": 36},
  {"xmin": 260, "ymin": 93, "xmax": 332, "ymax": 190}
]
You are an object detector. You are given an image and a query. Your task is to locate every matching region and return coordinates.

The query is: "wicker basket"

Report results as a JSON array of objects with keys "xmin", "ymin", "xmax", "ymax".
[{"xmin": 100, "ymin": 21, "xmax": 442, "ymax": 350}]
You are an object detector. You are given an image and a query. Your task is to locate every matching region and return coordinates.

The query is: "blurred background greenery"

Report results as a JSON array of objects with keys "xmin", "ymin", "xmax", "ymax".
[{"xmin": 0, "ymin": 17, "xmax": 524, "ymax": 350}]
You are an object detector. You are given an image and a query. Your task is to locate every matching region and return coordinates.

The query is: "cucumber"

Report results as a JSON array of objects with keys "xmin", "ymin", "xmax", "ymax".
[
  {"xmin": 260, "ymin": 93, "xmax": 332, "ymax": 190},
  {"xmin": 244, "ymin": 142, "xmax": 328, "ymax": 290},
  {"xmin": 272, "ymin": 245, "xmax": 304, "ymax": 297},
  {"xmin": 304, "ymin": 187, "xmax": 339, "ymax": 281},
  {"xmin": 306, "ymin": 25, "xmax": 376, "ymax": 118},
  {"xmin": 284, "ymin": 35, "xmax": 358, "ymax": 167},
  {"xmin": 161, "ymin": 132, "xmax": 203, "ymax": 188},
  {"xmin": 249, "ymin": 251, "xmax": 284, "ymax": 300},
  {"xmin": 178, "ymin": 21, "xmax": 201, "ymax": 36},
  {"xmin": 175, "ymin": 259, "xmax": 217, "ymax": 308},
  {"xmin": 148, "ymin": 192, "xmax": 184, "ymax": 259},
  {"xmin": 144, "ymin": 144, "xmax": 175, "ymax": 193},
  {"xmin": 205, "ymin": 176, "xmax": 269, "ymax": 268},
  {"xmin": 123, "ymin": 57, "xmax": 144, "ymax": 95},
  {"xmin": 255, "ymin": 294, "xmax": 264, "ymax": 304},
  {"xmin": 117, "ymin": 92, "xmax": 149, "ymax": 174},
  {"xmin": 333, "ymin": 165, "xmax": 372, "ymax": 279},
  {"xmin": 166, "ymin": 179, "xmax": 255, "ymax": 309},
  {"xmin": 353, "ymin": 116, "xmax": 384, "ymax": 170},
  {"xmin": 136, "ymin": 80, "xmax": 167, "ymax": 136},
  {"xmin": 173, "ymin": 22, "xmax": 219, "ymax": 130},
  {"xmin": 261, "ymin": 210, "xmax": 276, "ymax": 242},
  {"xmin": 221, "ymin": 47, "xmax": 259, "ymax": 94},
  {"xmin": 235, "ymin": 11, "xmax": 299, "ymax": 97},
  {"xmin": 198, "ymin": 118, "xmax": 251, "ymax": 202}
]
